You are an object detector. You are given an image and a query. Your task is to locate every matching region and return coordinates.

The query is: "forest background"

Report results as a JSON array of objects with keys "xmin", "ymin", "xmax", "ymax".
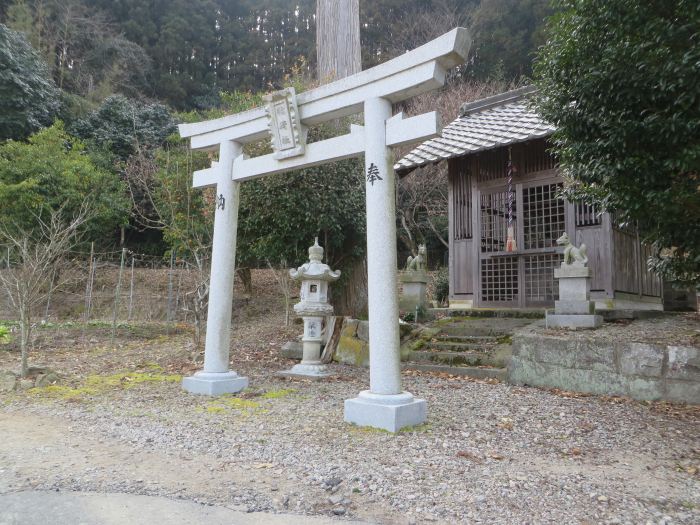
[{"xmin": 0, "ymin": 0, "xmax": 552, "ymax": 315}]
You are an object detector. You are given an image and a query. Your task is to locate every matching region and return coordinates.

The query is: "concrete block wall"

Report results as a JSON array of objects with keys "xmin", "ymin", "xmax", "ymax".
[{"xmin": 509, "ymin": 324, "xmax": 700, "ymax": 404}]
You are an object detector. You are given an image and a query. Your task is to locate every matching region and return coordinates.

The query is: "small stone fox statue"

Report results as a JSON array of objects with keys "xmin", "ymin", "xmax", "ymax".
[
  {"xmin": 557, "ymin": 232, "xmax": 588, "ymax": 266},
  {"xmin": 406, "ymin": 244, "xmax": 427, "ymax": 272}
]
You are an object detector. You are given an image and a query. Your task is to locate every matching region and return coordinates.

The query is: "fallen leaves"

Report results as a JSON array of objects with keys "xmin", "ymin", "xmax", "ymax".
[
  {"xmin": 402, "ymin": 369, "xmax": 500, "ymax": 384},
  {"xmin": 497, "ymin": 417, "xmax": 514, "ymax": 430},
  {"xmin": 456, "ymin": 450, "xmax": 482, "ymax": 463}
]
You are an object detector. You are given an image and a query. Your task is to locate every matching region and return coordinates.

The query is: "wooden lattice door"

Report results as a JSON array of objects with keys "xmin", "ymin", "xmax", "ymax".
[
  {"xmin": 479, "ymin": 189, "xmax": 519, "ymax": 306},
  {"xmin": 478, "ymin": 180, "xmax": 564, "ymax": 308}
]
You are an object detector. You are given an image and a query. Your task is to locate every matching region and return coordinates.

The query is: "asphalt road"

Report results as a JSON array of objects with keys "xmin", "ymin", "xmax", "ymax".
[{"xmin": 0, "ymin": 491, "xmax": 368, "ymax": 525}]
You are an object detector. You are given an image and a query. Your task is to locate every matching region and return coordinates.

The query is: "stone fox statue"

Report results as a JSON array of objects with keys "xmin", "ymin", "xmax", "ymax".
[
  {"xmin": 406, "ymin": 244, "xmax": 427, "ymax": 272},
  {"xmin": 557, "ymin": 232, "xmax": 588, "ymax": 266}
]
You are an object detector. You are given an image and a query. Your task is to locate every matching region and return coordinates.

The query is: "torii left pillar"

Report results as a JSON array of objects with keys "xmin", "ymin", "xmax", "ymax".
[{"xmin": 182, "ymin": 140, "xmax": 249, "ymax": 395}]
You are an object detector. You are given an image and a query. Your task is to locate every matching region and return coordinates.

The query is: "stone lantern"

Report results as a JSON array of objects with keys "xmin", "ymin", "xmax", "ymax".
[{"xmin": 280, "ymin": 238, "xmax": 340, "ymax": 378}]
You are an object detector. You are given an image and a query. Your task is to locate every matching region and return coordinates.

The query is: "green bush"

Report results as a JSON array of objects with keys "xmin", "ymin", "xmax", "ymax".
[{"xmin": 0, "ymin": 324, "xmax": 11, "ymax": 345}]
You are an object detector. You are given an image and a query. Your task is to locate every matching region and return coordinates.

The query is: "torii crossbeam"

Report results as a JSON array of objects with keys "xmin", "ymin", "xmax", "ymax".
[{"xmin": 179, "ymin": 28, "xmax": 471, "ymax": 432}]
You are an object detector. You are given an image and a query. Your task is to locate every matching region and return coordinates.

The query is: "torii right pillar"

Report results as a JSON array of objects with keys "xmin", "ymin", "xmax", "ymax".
[{"xmin": 344, "ymin": 97, "xmax": 426, "ymax": 432}]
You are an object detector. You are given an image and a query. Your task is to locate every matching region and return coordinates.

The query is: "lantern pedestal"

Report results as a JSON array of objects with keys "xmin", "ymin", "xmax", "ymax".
[
  {"xmin": 344, "ymin": 390, "xmax": 427, "ymax": 433},
  {"xmin": 279, "ymin": 315, "xmax": 333, "ymax": 380}
]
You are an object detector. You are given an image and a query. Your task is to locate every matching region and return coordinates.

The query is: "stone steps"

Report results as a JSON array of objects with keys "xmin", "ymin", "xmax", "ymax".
[
  {"xmin": 427, "ymin": 340, "xmax": 498, "ymax": 353},
  {"xmin": 401, "ymin": 313, "xmax": 534, "ymax": 379},
  {"xmin": 434, "ymin": 334, "xmax": 501, "ymax": 343},
  {"xmin": 410, "ymin": 350, "xmax": 505, "ymax": 367},
  {"xmin": 447, "ymin": 308, "xmax": 545, "ymax": 319},
  {"xmin": 402, "ymin": 363, "xmax": 507, "ymax": 381}
]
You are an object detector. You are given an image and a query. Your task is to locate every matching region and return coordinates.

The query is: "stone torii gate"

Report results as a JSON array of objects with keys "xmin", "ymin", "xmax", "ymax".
[{"xmin": 179, "ymin": 28, "xmax": 470, "ymax": 432}]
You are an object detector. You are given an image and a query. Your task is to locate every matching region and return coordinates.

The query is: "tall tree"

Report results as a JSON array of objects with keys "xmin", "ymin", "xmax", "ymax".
[
  {"xmin": 316, "ymin": 0, "xmax": 361, "ymax": 82},
  {"xmin": 535, "ymin": 0, "xmax": 700, "ymax": 283},
  {"xmin": 312, "ymin": 0, "xmax": 367, "ymax": 315},
  {"xmin": 4, "ymin": 0, "xmax": 152, "ymax": 101},
  {"xmin": 0, "ymin": 24, "xmax": 59, "ymax": 141},
  {"xmin": 468, "ymin": 0, "xmax": 552, "ymax": 81}
]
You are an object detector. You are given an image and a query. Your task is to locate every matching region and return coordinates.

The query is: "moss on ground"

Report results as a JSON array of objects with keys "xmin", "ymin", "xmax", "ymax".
[
  {"xmin": 261, "ymin": 388, "xmax": 296, "ymax": 399},
  {"xmin": 349, "ymin": 422, "xmax": 433, "ymax": 434},
  {"xmin": 496, "ymin": 334, "xmax": 513, "ymax": 345},
  {"xmin": 203, "ymin": 395, "xmax": 262, "ymax": 415},
  {"xmin": 201, "ymin": 388, "xmax": 296, "ymax": 416},
  {"xmin": 29, "ymin": 369, "xmax": 182, "ymax": 400}
]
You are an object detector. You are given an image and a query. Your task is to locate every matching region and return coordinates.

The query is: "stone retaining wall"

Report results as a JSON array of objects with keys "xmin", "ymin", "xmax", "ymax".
[{"xmin": 509, "ymin": 323, "xmax": 699, "ymax": 404}]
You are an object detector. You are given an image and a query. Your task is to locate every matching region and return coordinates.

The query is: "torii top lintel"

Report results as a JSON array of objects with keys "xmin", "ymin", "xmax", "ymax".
[{"xmin": 178, "ymin": 28, "xmax": 471, "ymax": 151}]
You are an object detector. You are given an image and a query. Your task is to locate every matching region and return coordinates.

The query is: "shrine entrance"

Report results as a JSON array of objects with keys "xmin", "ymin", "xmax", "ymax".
[
  {"xmin": 178, "ymin": 28, "xmax": 471, "ymax": 432},
  {"xmin": 447, "ymin": 139, "xmax": 569, "ymax": 309},
  {"xmin": 478, "ymin": 178, "xmax": 565, "ymax": 308}
]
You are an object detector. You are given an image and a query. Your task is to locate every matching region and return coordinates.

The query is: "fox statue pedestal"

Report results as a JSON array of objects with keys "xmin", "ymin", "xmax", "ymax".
[
  {"xmin": 399, "ymin": 244, "xmax": 428, "ymax": 314},
  {"xmin": 546, "ymin": 232, "xmax": 603, "ymax": 329}
]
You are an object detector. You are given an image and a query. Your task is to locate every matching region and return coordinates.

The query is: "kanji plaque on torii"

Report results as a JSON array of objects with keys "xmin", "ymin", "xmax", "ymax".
[{"xmin": 178, "ymin": 28, "xmax": 471, "ymax": 432}]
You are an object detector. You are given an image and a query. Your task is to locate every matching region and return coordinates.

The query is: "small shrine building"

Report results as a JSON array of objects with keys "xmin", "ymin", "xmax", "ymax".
[{"xmin": 396, "ymin": 86, "xmax": 662, "ymax": 310}]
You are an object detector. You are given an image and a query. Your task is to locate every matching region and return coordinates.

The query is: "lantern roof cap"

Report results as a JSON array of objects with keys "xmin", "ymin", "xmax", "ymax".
[{"xmin": 289, "ymin": 239, "xmax": 341, "ymax": 282}]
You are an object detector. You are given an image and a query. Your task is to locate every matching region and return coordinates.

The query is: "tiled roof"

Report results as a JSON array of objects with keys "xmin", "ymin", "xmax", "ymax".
[{"xmin": 394, "ymin": 86, "xmax": 555, "ymax": 173}]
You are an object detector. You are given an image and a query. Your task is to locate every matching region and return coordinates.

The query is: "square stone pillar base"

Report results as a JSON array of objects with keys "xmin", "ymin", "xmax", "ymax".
[
  {"xmin": 546, "ymin": 313, "xmax": 603, "ymax": 329},
  {"xmin": 344, "ymin": 390, "xmax": 426, "ymax": 432},
  {"xmin": 182, "ymin": 371, "xmax": 249, "ymax": 395}
]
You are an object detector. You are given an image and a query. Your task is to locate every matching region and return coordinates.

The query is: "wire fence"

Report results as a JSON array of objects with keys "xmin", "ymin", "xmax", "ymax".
[{"xmin": 0, "ymin": 245, "xmax": 212, "ymax": 329}]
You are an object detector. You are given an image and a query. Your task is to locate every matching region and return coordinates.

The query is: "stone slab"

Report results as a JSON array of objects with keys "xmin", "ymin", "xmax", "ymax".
[
  {"xmin": 665, "ymin": 379, "xmax": 700, "ymax": 404},
  {"xmin": 334, "ymin": 336, "xmax": 369, "ymax": 367},
  {"xmin": 357, "ymin": 321, "xmax": 370, "ymax": 342},
  {"xmin": 0, "ymin": 371, "xmax": 17, "ymax": 392},
  {"xmin": 555, "ymin": 300, "xmax": 595, "ymax": 315},
  {"xmin": 619, "ymin": 343, "xmax": 664, "ymax": 378},
  {"xmin": 667, "ymin": 346, "xmax": 700, "ymax": 381},
  {"xmin": 182, "ymin": 371, "xmax": 248, "ymax": 396},
  {"xmin": 344, "ymin": 391, "xmax": 426, "ymax": 432},
  {"xmin": 280, "ymin": 341, "xmax": 303, "ymax": 360},
  {"xmin": 509, "ymin": 330, "xmax": 700, "ymax": 404},
  {"xmin": 341, "ymin": 318, "xmax": 359, "ymax": 338},
  {"xmin": 545, "ymin": 313, "xmax": 603, "ymax": 329}
]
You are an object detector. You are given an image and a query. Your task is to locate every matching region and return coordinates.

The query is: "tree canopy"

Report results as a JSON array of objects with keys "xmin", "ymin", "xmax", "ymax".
[
  {"xmin": 0, "ymin": 122, "xmax": 128, "ymax": 242},
  {"xmin": 71, "ymin": 95, "xmax": 177, "ymax": 161},
  {"xmin": 535, "ymin": 0, "xmax": 700, "ymax": 283}
]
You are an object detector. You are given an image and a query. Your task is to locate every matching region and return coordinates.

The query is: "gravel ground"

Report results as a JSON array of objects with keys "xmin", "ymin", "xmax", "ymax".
[
  {"xmin": 1, "ymin": 271, "xmax": 698, "ymax": 524},
  {"xmin": 1, "ymin": 354, "xmax": 699, "ymax": 524}
]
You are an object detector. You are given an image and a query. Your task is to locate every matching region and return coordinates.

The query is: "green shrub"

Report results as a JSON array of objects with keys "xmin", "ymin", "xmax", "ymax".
[{"xmin": 0, "ymin": 324, "xmax": 11, "ymax": 345}]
